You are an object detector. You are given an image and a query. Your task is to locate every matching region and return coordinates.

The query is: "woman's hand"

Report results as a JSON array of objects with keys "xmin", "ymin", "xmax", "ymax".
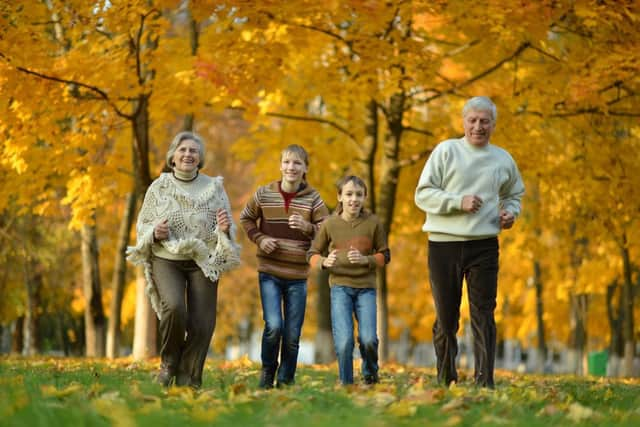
[
  {"xmin": 216, "ymin": 208, "xmax": 231, "ymax": 234},
  {"xmin": 259, "ymin": 237, "xmax": 279, "ymax": 254},
  {"xmin": 347, "ymin": 246, "xmax": 368, "ymax": 265},
  {"xmin": 153, "ymin": 219, "xmax": 169, "ymax": 241}
]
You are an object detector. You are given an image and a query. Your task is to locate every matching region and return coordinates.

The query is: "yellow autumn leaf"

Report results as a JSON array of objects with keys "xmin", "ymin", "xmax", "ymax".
[
  {"xmin": 567, "ymin": 402, "xmax": 598, "ymax": 422},
  {"xmin": 386, "ymin": 400, "xmax": 417, "ymax": 417},
  {"xmin": 40, "ymin": 383, "xmax": 84, "ymax": 398},
  {"xmin": 92, "ymin": 392, "xmax": 136, "ymax": 427}
]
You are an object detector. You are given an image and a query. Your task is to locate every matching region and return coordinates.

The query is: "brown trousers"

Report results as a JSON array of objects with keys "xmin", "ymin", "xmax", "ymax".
[
  {"xmin": 152, "ymin": 256, "xmax": 218, "ymax": 388},
  {"xmin": 428, "ymin": 237, "xmax": 499, "ymax": 388}
]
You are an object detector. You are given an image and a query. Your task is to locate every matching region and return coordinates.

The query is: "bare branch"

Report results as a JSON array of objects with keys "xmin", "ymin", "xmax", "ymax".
[
  {"xmin": 397, "ymin": 148, "xmax": 432, "ymax": 168},
  {"xmin": 258, "ymin": 10, "xmax": 351, "ymax": 48},
  {"xmin": 527, "ymin": 44, "xmax": 563, "ymax": 62},
  {"xmin": 444, "ymin": 39, "xmax": 481, "ymax": 57},
  {"xmin": 421, "ymin": 42, "xmax": 532, "ymax": 104},
  {"xmin": 518, "ymin": 108, "xmax": 640, "ymax": 118},
  {"xmin": 403, "ymin": 126, "xmax": 433, "ymax": 137},
  {"xmin": 266, "ymin": 112, "xmax": 356, "ymax": 140},
  {"xmin": 9, "ymin": 63, "xmax": 132, "ymax": 119},
  {"xmin": 552, "ymin": 109, "xmax": 640, "ymax": 118},
  {"xmin": 381, "ymin": 2, "xmax": 405, "ymax": 39}
]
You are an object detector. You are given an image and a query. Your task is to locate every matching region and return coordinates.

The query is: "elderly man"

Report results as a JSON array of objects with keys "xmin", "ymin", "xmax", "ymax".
[{"xmin": 414, "ymin": 96, "xmax": 525, "ymax": 388}]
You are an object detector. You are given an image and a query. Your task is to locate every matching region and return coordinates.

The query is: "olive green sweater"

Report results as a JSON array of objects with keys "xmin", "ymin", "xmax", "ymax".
[{"xmin": 307, "ymin": 212, "xmax": 390, "ymax": 288}]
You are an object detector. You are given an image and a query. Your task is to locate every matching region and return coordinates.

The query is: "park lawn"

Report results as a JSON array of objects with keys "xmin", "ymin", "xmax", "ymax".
[{"xmin": 1, "ymin": 356, "xmax": 639, "ymax": 427}]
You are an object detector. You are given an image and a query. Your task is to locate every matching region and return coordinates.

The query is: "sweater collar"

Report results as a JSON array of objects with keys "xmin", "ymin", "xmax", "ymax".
[
  {"xmin": 462, "ymin": 136, "xmax": 490, "ymax": 151},
  {"xmin": 173, "ymin": 168, "xmax": 199, "ymax": 182}
]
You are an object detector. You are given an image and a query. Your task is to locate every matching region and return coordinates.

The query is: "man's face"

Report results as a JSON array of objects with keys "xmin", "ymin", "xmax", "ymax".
[{"xmin": 463, "ymin": 109, "xmax": 495, "ymax": 147}]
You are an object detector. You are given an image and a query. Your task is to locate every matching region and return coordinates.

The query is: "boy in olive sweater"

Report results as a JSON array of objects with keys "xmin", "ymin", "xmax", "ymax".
[{"xmin": 308, "ymin": 176, "xmax": 390, "ymax": 385}]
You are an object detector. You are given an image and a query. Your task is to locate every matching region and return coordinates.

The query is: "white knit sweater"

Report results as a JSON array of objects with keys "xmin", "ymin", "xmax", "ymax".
[
  {"xmin": 414, "ymin": 137, "xmax": 525, "ymax": 241},
  {"xmin": 126, "ymin": 172, "xmax": 241, "ymax": 319}
]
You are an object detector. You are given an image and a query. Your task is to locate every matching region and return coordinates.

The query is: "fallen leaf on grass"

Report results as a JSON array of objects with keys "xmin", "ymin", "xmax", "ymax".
[
  {"xmin": 165, "ymin": 386, "xmax": 194, "ymax": 400},
  {"xmin": 405, "ymin": 388, "xmax": 446, "ymax": 405},
  {"xmin": 441, "ymin": 397, "xmax": 470, "ymax": 413},
  {"xmin": 191, "ymin": 406, "xmax": 222, "ymax": 422},
  {"xmin": 87, "ymin": 382, "xmax": 105, "ymax": 398},
  {"xmin": 567, "ymin": 402, "xmax": 598, "ymax": 422},
  {"xmin": 137, "ymin": 399, "xmax": 162, "ymax": 414},
  {"xmin": 386, "ymin": 400, "xmax": 417, "ymax": 417},
  {"xmin": 443, "ymin": 414, "xmax": 463, "ymax": 426},
  {"xmin": 229, "ymin": 382, "xmax": 248, "ymax": 396},
  {"xmin": 479, "ymin": 414, "xmax": 511, "ymax": 425},
  {"xmin": 40, "ymin": 383, "xmax": 83, "ymax": 398},
  {"xmin": 92, "ymin": 392, "xmax": 135, "ymax": 427},
  {"xmin": 372, "ymin": 392, "xmax": 397, "ymax": 407},
  {"xmin": 537, "ymin": 404, "xmax": 561, "ymax": 417},
  {"xmin": 195, "ymin": 390, "xmax": 224, "ymax": 405}
]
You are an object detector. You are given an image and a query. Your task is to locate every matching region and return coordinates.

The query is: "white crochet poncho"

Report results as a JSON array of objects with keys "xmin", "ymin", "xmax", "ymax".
[{"xmin": 126, "ymin": 173, "xmax": 241, "ymax": 319}]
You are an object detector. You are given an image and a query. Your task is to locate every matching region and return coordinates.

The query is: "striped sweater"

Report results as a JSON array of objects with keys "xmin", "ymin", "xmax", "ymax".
[{"xmin": 240, "ymin": 181, "xmax": 329, "ymax": 279}]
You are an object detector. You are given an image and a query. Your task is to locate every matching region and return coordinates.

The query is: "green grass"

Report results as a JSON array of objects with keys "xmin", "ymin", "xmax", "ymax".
[{"xmin": 1, "ymin": 356, "xmax": 639, "ymax": 426}]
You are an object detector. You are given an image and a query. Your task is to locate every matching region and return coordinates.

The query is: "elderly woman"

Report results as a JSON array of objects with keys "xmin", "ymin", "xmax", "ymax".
[{"xmin": 127, "ymin": 131, "xmax": 241, "ymax": 388}]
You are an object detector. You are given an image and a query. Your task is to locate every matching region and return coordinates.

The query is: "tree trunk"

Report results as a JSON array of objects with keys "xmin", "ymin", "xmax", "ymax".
[
  {"xmin": 314, "ymin": 267, "xmax": 335, "ymax": 363},
  {"xmin": 359, "ymin": 99, "xmax": 378, "ymax": 212},
  {"xmin": 131, "ymin": 94, "xmax": 157, "ymax": 359},
  {"xmin": 107, "ymin": 192, "xmax": 137, "ymax": 358},
  {"xmin": 375, "ymin": 92, "xmax": 405, "ymax": 361},
  {"xmin": 619, "ymin": 237, "xmax": 635, "ymax": 377},
  {"xmin": 533, "ymin": 260, "xmax": 547, "ymax": 373},
  {"xmin": 81, "ymin": 222, "xmax": 106, "ymax": 357},
  {"xmin": 568, "ymin": 293, "xmax": 588, "ymax": 375},
  {"xmin": 11, "ymin": 317, "xmax": 23, "ymax": 354},
  {"xmin": 132, "ymin": 266, "xmax": 158, "ymax": 360},
  {"xmin": 606, "ymin": 280, "xmax": 624, "ymax": 376},
  {"xmin": 182, "ymin": 12, "xmax": 199, "ymax": 132},
  {"xmin": 22, "ymin": 257, "xmax": 41, "ymax": 356}
]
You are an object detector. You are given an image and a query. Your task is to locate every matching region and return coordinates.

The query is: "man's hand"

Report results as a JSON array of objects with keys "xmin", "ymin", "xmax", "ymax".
[
  {"xmin": 462, "ymin": 195, "xmax": 483, "ymax": 213},
  {"xmin": 500, "ymin": 209, "xmax": 515, "ymax": 229}
]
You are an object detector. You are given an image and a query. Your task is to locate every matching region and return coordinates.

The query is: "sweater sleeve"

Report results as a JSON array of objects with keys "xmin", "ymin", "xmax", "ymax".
[
  {"xmin": 366, "ymin": 216, "xmax": 391, "ymax": 268},
  {"xmin": 126, "ymin": 180, "xmax": 161, "ymax": 265},
  {"xmin": 499, "ymin": 156, "xmax": 525, "ymax": 218},
  {"xmin": 307, "ymin": 220, "xmax": 330, "ymax": 269},
  {"xmin": 217, "ymin": 180, "xmax": 238, "ymax": 241},
  {"xmin": 305, "ymin": 192, "xmax": 330, "ymax": 239},
  {"xmin": 239, "ymin": 188, "xmax": 268, "ymax": 245},
  {"xmin": 414, "ymin": 144, "xmax": 464, "ymax": 214}
]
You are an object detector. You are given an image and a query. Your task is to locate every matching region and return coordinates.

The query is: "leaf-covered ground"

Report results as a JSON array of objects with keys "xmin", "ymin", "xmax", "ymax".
[{"xmin": 1, "ymin": 356, "xmax": 639, "ymax": 427}]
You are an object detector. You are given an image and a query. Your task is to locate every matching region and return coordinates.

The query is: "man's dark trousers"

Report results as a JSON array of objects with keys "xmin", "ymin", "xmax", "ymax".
[{"xmin": 428, "ymin": 237, "xmax": 499, "ymax": 388}]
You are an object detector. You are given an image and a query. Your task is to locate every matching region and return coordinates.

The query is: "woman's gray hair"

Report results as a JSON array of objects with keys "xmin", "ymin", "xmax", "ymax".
[
  {"xmin": 166, "ymin": 131, "xmax": 206, "ymax": 169},
  {"xmin": 462, "ymin": 96, "xmax": 497, "ymax": 123}
]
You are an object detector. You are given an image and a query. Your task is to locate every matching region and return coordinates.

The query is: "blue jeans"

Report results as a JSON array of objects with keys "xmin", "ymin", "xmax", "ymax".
[
  {"xmin": 330, "ymin": 285, "xmax": 378, "ymax": 384},
  {"xmin": 259, "ymin": 272, "xmax": 307, "ymax": 384}
]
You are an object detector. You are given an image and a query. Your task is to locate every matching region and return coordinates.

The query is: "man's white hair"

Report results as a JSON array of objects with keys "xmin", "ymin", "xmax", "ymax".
[{"xmin": 462, "ymin": 96, "xmax": 497, "ymax": 123}]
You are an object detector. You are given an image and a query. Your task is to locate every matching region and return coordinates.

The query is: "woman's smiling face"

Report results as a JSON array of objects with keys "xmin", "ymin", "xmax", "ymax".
[{"xmin": 172, "ymin": 139, "xmax": 201, "ymax": 173}]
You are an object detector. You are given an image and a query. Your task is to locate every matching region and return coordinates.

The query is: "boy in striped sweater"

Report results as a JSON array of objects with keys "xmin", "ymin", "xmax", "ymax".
[{"xmin": 240, "ymin": 145, "xmax": 329, "ymax": 388}]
